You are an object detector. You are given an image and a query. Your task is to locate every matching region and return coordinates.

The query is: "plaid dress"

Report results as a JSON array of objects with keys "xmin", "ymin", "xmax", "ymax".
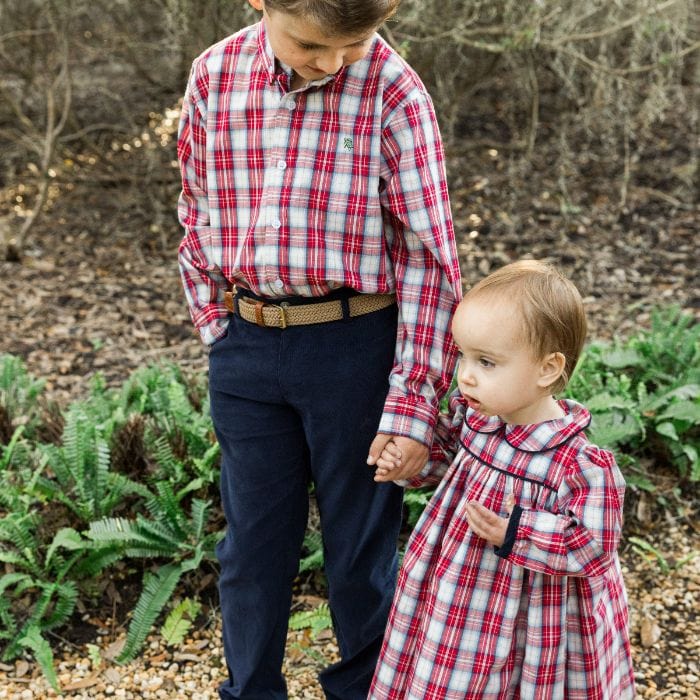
[{"xmin": 370, "ymin": 399, "xmax": 635, "ymax": 699}]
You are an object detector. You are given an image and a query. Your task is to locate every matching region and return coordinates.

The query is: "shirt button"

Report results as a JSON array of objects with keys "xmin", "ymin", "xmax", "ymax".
[
  {"xmin": 285, "ymin": 100, "xmax": 295, "ymax": 110},
  {"xmin": 274, "ymin": 279, "xmax": 284, "ymax": 290},
  {"xmin": 276, "ymin": 160, "xmax": 287, "ymax": 170},
  {"xmin": 271, "ymin": 218, "xmax": 281, "ymax": 229}
]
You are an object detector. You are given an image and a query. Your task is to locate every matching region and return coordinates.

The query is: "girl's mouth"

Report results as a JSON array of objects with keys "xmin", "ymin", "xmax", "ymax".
[{"xmin": 464, "ymin": 395, "xmax": 481, "ymax": 411}]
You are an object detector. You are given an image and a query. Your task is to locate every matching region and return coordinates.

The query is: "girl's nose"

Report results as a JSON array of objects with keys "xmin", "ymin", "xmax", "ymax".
[{"xmin": 458, "ymin": 361, "xmax": 476, "ymax": 386}]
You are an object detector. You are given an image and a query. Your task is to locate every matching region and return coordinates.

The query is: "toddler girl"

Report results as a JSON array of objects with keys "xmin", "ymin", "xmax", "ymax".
[{"xmin": 369, "ymin": 260, "xmax": 635, "ymax": 699}]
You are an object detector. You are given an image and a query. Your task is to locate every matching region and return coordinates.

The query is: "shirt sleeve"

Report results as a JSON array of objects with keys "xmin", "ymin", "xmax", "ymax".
[
  {"xmin": 377, "ymin": 92, "xmax": 462, "ymax": 446},
  {"xmin": 177, "ymin": 58, "xmax": 231, "ymax": 346},
  {"xmin": 495, "ymin": 445, "xmax": 626, "ymax": 578}
]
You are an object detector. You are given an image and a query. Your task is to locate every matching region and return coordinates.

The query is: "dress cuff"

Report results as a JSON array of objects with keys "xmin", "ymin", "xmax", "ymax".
[{"xmin": 494, "ymin": 505, "xmax": 523, "ymax": 559}]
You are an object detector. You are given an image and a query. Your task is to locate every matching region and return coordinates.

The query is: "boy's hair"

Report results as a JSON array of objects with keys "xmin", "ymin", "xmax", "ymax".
[
  {"xmin": 262, "ymin": 0, "xmax": 401, "ymax": 35},
  {"xmin": 465, "ymin": 259, "xmax": 588, "ymax": 394}
]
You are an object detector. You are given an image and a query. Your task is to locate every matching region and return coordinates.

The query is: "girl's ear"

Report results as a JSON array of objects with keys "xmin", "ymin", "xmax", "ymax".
[
  {"xmin": 248, "ymin": 0, "xmax": 264, "ymax": 11},
  {"xmin": 537, "ymin": 352, "xmax": 566, "ymax": 389}
]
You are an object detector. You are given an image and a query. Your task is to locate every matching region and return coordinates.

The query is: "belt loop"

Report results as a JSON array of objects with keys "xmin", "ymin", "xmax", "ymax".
[
  {"xmin": 340, "ymin": 296, "xmax": 351, "ymax": 321},
  {"xmin": 254, "ymin": 301, "xmax": 266, "ymax": 327}
]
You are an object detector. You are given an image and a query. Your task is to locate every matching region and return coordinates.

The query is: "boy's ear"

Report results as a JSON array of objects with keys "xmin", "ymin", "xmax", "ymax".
[
  {"xmin": 248, "ymin": 0, "xmax": 264, "ymax": 11},
  {"xmin": 537, "ymin": 352, "xmax": 566, "ymax": 389}
]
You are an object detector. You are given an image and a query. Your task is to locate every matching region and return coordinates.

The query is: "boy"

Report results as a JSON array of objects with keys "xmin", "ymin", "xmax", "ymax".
[{"xmin": 176, "ymin": 1, "xmax": 461, "ymax": 697}]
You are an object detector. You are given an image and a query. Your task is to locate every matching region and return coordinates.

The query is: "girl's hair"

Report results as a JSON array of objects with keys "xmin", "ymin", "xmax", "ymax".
[
  {"xmin": 262, "ymin": 0, "xmax": 401, "ymax": 35},
  {"xmin": 465, "ymin": 259, "xmax": 588, "ymax": 394}
]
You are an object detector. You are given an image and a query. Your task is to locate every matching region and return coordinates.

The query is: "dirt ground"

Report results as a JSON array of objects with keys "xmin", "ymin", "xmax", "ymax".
[{"xmin": 0, "ymin": 104, "xmax": 698, "ymax": 698}]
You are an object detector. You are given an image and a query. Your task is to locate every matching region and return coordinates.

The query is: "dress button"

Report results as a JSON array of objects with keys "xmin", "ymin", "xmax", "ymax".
[
  {"xmin": 277, "ymin": 160, "xmax": 287, "ymax": 170},
  {"xmin": 286, "ymin": 100, "xmax": 295, "ymax": 110},
  {"xmin": 274, "ymin": 279, "xmax": 284, "ymax": 290},
  {"xmin": 271, "ymin": 218, "xmax": 281, "ymax": 229}
]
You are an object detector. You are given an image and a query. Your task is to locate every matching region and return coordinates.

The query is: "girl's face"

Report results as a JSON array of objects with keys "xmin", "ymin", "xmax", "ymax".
[
  {"xmin": 250, "ymin": 0, "xmax": 376, "ymax": 84},
  {"xmin": 451, "ymin": 297, "xmax": 564, "ymax": 425}
]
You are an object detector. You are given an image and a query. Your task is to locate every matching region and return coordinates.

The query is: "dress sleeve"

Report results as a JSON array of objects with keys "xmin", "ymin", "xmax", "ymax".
[
  {"xmin": 376, "ymin": 92, "xmax": 462, "ymax": 447},
  {"xmin": 495, "ymin": 445, "xmax": 626, "ymax": 577},
  {"xmin": 177, "ymin": 58, "xmax": 231, "ymax": 346}
]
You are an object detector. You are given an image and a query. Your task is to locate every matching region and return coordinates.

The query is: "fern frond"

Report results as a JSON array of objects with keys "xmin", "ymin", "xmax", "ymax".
[
  {"xmin": 117, "ymin": 563, "xmax": 185, "ymax": 663},
  {"xmin": 18, "ymin": 626, "xmax": 60, "ymax": 692},
  {"xmin": 145, "ymin": 481, "xmax": 188, "ymax": 538},
  {"xmin": 94, "ymin": 437, "xmax": 111, "ymax": 506},
  {"xmin": 160, "ymin": 597, "xmax": 202, "ymax": 647},
  {"xmin": 43, "ymin": 581, "xmax": 78, "ymax": 629},
  {"xmin": 73, "ymin": 546, "xmax": 123, "ymax": 577},
  {"xmin": 288, "ymin": 603, "xmax": 333, "ymax": 638},
  {"xmin": 189, "ymin": 498, "xmax": 210, "ymax": 541}
]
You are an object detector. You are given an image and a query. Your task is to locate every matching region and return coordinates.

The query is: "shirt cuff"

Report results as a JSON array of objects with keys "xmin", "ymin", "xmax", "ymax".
[
  {"xmin": 198, "ymin": 315, "xmax": 230, "ymax": 346},
  {"xmin": 494, "ymin": 505, "xmax": 524, "ymax": 559},
  {"xmin": 378, "ymin": 392, "xmax": 437, "ymax": 446}
]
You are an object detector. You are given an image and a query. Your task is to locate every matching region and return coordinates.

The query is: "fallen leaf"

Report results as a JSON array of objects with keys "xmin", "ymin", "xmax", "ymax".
[{"xmin": 63, "ymin": 673, "xmax": 101, "ymax": 691}]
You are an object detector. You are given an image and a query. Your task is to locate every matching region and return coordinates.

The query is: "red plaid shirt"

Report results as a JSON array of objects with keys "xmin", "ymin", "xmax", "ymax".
[{"xmin": 177, "ymin": 22, "xmax": 461, "ymax": 443}]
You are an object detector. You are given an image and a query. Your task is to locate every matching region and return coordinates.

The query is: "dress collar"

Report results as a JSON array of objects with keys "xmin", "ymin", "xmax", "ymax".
[{"xmin": 463, "ymin": 399, "xmax": 591, "ymax": 453}]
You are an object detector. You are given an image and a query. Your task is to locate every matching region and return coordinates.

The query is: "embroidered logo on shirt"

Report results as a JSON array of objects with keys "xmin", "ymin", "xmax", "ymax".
[{"xmin": 343, "ymin": 137, "xmax": 354, "ymax": 152}]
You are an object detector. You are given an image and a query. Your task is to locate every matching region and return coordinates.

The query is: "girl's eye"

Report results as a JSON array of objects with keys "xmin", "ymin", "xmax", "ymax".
[
  {"xmin": 479, "ymin": 358, "xmax": 494, "ymax": 368},
  {"xmin": 298, "ymin": 43, "xmax": 316, "ymax": 50}
]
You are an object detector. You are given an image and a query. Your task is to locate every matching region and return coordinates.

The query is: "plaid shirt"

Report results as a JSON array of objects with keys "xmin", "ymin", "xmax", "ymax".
[
  {"xmin": 176, "ymin": 23, "xmax": 461, "ymax": 444},
  {"xmin": 370, "ymin": 400, "xmax": 635, "ymax": 699}
]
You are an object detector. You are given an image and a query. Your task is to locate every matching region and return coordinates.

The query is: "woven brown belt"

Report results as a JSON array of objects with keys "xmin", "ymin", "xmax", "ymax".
[{"xmin": 224, "ymin": 290, "xmax": 396, "ymax": 329}]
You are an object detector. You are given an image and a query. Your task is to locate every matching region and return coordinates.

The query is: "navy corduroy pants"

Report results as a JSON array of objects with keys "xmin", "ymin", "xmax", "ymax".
[{"xmin": 209, "ymin": 297, "xmax": 403, "ymax": 700}]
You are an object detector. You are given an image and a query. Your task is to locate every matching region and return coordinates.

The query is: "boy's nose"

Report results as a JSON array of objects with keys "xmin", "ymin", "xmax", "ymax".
[{"xmin": 316, "ymin": 50, "xmax": 344, "ymax": 75}]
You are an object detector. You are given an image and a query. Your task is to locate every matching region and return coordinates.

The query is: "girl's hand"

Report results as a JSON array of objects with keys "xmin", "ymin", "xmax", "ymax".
[
  {"xmin": 372, "ymin": 440, "xmax": 403, "ymax": 479},
  {"xmin": 369, "ymin": 435, "xmax": 428, "ymax": 483},
  {"xmin": 464, "ymin": 496, "xmax": 515, "ymax": 547}
]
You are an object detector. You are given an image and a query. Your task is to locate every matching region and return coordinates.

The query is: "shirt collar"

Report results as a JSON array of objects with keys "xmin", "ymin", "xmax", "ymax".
[
  {"xmin": 256, "ymin": 22, "xmax": 277, "ymax": 84},
  {"xmin": 464, "ymin": 399, "xmax": 591, "ymax": 452}
]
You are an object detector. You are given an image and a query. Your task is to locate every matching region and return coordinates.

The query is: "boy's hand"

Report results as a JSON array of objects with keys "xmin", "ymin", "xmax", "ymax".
[
  {"xmin": 367, "ymin": 434, "xmax": 428, "ymax": 483},
  {"xmin": 464, "ymin": 496, "xmax": 515, "ymax": 547}
]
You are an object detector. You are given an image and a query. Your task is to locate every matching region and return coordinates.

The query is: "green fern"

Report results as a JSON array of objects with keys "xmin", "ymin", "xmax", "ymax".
[
  {"xmin": 118, "ymin": 563, "xmax": 186, "ymax": 663},
  {"xmin": 289, "ymin": 603, "xmax": 333, "ymax": 639},
  {"xmin": 160, "ymin": 597, "xmax": 202, "ymax": 646},
  {"xmin": 19, "ymin": 626, "xmax": 60, "ymax": 693}
]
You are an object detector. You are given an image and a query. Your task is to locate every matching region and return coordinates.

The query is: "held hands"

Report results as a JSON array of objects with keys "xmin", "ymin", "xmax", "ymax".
[
  {"xmin": 463, "ymin": 494, "xmax": 516, "ymax": 548},
  {"xmin": 367, "ymin": 434, "xmax": 428, "ymax": 483}
]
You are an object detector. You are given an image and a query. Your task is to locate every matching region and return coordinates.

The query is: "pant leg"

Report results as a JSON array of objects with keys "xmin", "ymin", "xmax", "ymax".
[
  {"xmin": 209, "ymin": 315, "xmax": 310, "ymax": 700},
  {"xmin": 280, "ymin": 305, "xmax": 404, "ymax": 700}
]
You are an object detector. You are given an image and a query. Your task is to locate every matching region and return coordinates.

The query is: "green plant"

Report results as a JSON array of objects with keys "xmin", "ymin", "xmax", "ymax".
[
  {"xmin": 566, "ymin": 306, "xmax": 699, "ymax": 483},
  {"xmin": 35, "ymin": 405, "xmax": 150, "ymax": 522},
  {"xmin": 161, "ymin": 597, "xmax": 202, "ymax": 646},
  {"xmin": 0, "ymin": 513, "xmax": 117, "ymax": 683},
  {"xmin": 87, "ymin": 483, "xmax": 222, "ymax": 662},
  {"xmin": 0, "ymin": 355, "xmax": 47, "ymax": 442},
  {"xmin": 628, "ymin": 536, "xmax": 698, "ymax": 575},
  {"xmin": 299, "ymin": 530, "xmax": 324, "ymax": 574},
  {"xmin": 288, "ymin": 602, "xmax": 333, "ymax": 639},
  {"xmin": 403, "ymin": 488, "xmax": 433, "ymax": 530}
]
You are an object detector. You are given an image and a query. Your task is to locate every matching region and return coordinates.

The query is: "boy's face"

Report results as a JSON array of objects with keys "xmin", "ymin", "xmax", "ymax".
[
  {"xmin": 249, "ymin": 0, "xmax": 377, "ymax": 83},
  {"xmin": 451, "ymin": 297, "xmax": 559, "ymax": 425}
]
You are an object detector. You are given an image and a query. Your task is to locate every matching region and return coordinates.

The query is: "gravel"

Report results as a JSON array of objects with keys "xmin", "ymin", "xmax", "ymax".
[{"xmin": 1, "ymin": 518, "xmax": 697, "ymax": 699}]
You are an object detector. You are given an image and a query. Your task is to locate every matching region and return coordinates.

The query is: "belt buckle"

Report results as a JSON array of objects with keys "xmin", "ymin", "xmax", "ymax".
[
  {"xmin": 254, "ymin": 301, "xmax": 289, "ymax": 328},
  {"xmin": 276, "ymin": 302, "xmax": 289, "ymax": 329}
]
